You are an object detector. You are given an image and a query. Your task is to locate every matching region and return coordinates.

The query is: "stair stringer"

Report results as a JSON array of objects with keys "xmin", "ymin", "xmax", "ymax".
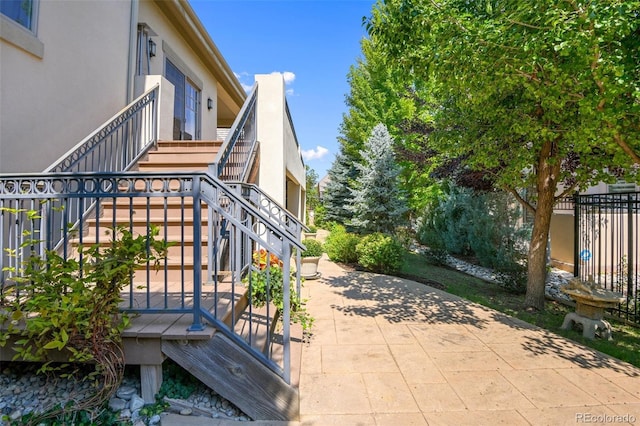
[{"xmin": 161, "ymin": 333, "xmax": 299, "ymax": 421}]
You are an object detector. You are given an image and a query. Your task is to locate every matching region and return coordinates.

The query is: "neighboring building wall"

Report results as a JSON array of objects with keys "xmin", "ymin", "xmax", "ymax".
[
  {"xmin": 255, "ymin": 74, "xmax": 306, "ymax": 221},
  {"xmin": 0, "ymin": 0, "xmax": 132, "ymax": 173},
  {"xmin": 550, "ymin": 213, "xmax": 575, "ymax": 272}
]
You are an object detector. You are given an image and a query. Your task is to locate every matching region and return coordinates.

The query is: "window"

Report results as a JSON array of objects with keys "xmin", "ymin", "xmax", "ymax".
[
  {"xmin": 166, "ymin": 59, "xmax": 201, "ymax": 140},
  {"xmin": 1, "ymin": 0, "xmax": 36, "ymax": 32}
]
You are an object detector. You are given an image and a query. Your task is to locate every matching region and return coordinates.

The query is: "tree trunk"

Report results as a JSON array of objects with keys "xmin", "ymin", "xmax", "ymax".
[{"xmin": 524, "ymin": 140, "xmax": 561, "ymax": 310}]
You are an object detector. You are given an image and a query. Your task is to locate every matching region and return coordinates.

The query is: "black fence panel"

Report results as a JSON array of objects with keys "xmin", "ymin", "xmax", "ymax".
[{"xmin": 574, "ymin": 192, "xmax": 639, "ymax": 324}]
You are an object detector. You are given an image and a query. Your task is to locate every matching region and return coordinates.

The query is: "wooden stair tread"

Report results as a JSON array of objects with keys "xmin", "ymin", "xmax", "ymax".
[{"xmin": 121, "ymin": 281, "xmax": 242, "ymax": 339}]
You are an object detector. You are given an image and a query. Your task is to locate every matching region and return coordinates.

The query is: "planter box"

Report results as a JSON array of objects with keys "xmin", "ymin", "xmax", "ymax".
[{"xmin": 300, "ymin": 256, "xmax": 321, "ymax": 278}]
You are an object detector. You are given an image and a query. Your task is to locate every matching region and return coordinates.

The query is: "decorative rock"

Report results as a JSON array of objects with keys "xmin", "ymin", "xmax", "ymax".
[
  {"xmin": 149, "ymin": 414, "xmax": 161, "ymax": 425},
  {"xmin": 179, "ymin": 407, "xmax": 193, "ymax": 416},
  {"xmin": 116, "ymin": 385, "xmax": 137, "ymax": 401},
  {"xmin": 108, "ymin": 397, "xmax": 127, "ymax": 412},
  {"xmin": 9, "ymin": 409, "xmax": 22, "ymax": 421},
  {"xmin": 119, "ymin": 408, "xmax": 132, "ymax": 419},
  {"xmin": 130, "ymin": 395, "xmax": 145, "ymax": 411}
]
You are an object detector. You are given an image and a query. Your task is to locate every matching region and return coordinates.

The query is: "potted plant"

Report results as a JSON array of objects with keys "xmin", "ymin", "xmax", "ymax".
[
  {"xmin": 303, "ymin": 225, "xmax": 318, "ymax": 240},
  {"xmin": 298, "ymin": 238, "xmax": 323, "ymax": 279}
]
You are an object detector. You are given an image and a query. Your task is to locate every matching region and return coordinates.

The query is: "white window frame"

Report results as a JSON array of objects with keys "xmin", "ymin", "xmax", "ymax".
[{"xmin": 0, "ymin": 0, "xmax": 43, "ymax": 58}]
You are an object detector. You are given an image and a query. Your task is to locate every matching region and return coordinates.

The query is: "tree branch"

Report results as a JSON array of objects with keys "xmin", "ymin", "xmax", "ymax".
[
  {"xmin": 507, "ymin": 19, "xmax": 549, "ymax": 30},
  {"xmin": 505, "ymin": 186, "xmax": 536, "ymax": 215},
  {"xmin": 614, "ymin": 132, "xmax": 640, "ymax": 164},
  {"xmin": 555, "ymin": 183, "xmax": 577, "ymax": 200}
]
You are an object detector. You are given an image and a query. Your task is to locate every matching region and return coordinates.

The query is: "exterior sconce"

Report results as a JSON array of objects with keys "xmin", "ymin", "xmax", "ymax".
[
  {"xmin": 207, "ymin": 98, "xmax": 213, "ymax": 110},
  {"xmin": 148, "ymin": 38, "xmax": 156, "ymax": 57}
]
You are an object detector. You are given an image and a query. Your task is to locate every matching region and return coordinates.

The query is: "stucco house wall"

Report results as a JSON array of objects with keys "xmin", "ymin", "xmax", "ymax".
[
  {"xmin": 255, "ymin": 74, "xmax": 306, "ymax": 217},
  {"xmin": 135, "ymin": 0, "xmax": 244, "ymax": 139},
  {"xmin": 1, "ymin": 0, "xmax": 246, "ymax": 174},
  {"xmin": 0, "ymin": 1, "xmax": 131, "ymax": 173}
]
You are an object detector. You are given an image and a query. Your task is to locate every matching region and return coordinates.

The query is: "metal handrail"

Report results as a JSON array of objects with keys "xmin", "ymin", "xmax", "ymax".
[
  {"xmin": 44, "ymin": 85, "xmax": 159, "ymax": 173},
  {"xmin": 212, "ymin": 84, "xmax": 258, "ymax": 181},
  {"xmin": 0, "ymin": 171, "xmax": 303, "ymax": 382},
  {"xmin": 226, "ymin": 182, "xmax": 309, "ymax": 240}
]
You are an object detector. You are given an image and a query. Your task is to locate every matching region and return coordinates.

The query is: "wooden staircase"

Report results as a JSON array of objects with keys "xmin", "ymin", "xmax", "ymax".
[{"xmin": 74, "ymin": 140, "xmax": 301, "ymax": 420}]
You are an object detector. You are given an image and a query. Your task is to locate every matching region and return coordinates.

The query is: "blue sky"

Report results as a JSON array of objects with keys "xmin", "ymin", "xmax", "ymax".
[{"xmin": 190, "ymin": 0, "xmax": 376, "ymax": 179}]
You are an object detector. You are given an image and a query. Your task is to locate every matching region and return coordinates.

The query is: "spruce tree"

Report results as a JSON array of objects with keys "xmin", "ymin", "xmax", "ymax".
[
  {"xmin": 349, "ymin": 123, "xmax": 408, "ymax": 234},
  {"xmin": 322, "ymin": 152, "xmax": 357, "ymax": 225}
]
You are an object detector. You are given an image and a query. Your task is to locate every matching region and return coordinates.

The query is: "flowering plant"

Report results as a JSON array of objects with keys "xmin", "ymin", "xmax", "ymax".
[
  {"xmin": 253, "ymin": 248, "xmax": 283, "ymax": 270},
  {"xmin": 245, "ymin": 248, "xmax": 313, "ymax": 331}
]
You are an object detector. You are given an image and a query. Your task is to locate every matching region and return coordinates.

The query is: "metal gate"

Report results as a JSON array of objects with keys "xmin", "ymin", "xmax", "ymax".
[{"xmin": 574, "ymin": 192, "xmax": 639, "ymax": 324}]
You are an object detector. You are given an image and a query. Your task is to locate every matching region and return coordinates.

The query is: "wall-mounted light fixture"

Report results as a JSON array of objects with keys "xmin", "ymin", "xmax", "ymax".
[
  {"xmin": 148, "ymin": 38, "xmax": 156, "ymax": 58},
  {"xmin": 207, "ymin": 97, "xmax": 213, "ymax": 110}
]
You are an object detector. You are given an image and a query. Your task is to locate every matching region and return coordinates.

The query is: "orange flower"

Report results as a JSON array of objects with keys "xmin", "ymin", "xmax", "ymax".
[{"xmin": 253, "ymin": 249, "xmax": 283, "ymax": 270}]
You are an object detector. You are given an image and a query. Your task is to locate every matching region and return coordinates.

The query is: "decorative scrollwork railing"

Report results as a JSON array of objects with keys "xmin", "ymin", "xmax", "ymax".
[
  {"xmin": 0, "ymin": 171, "xmax": 304, "ymax": 382},
  {"xmin": 226, "ymin": 182, "xmax": 308, "ymax": 241},
  {"xmin": 45, "ymin": 85, "xmax": 159, "ymax": 174}
]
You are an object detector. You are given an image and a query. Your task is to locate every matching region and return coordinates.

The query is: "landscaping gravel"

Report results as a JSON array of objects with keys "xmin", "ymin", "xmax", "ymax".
[{"xmin": 0, "ymin": 364, "xmax": 250, "ymax": 425}]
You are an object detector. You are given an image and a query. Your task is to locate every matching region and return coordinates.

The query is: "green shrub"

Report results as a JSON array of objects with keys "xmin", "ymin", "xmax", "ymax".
[
  {"xmin": 299, "ymin": 239, "xmax": 324, "ymax": 257},
  {"xmin": 324, "ymin": 224, "xmax": 360, "ymax": 263},
  {"xmin": 306, "ymin": 224, "xmax": 318, "ymax": 233},
  {"xmin": 417, "ymin": 184, "xmax": 530, "ymax": 293},
  {"xmin": 312, "ymin": 204, "xmax": 327, "ymax": 228},
  {"xmin": 355, "ymin": 233, "xmax": 405, "ymax": 274}
]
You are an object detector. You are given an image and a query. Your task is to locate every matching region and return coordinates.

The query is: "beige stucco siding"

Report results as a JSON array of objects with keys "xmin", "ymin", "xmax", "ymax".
[
  {"xmin": 138, "ymin": 0, "xmax": 245, "ymax": 136},
  {"xmin": 255, "ymin": 74, "xmax": 306, "ymax": 220},
  {"xmin": 137, "ymin": 1, "xmax": 220, "ymax": 139},
  {"xmin": 0, "ymin": 0, "xmax": 131, "ymax": 173}
]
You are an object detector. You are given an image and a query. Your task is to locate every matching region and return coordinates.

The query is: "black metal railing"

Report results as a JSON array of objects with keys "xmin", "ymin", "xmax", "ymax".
[
  {"xmin": 0, "ymin": 172, "xmax": 304, "ymax": 382},
  {"xmin": 213, "ymin": 85, "xmax": 258, "ymax": 182},
  {"xmin": 45, "ymin": 86, "xmax": 158, "ymax": 174},
  {"xmin": 574, "ymin": 192, "xmax": 639, "ymax": 323}
]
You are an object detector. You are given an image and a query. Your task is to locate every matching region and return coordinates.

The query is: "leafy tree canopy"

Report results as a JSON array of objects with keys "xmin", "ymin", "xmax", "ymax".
[
  {"xmin": 367, "ymin": 0, "xmax": 640, "ymax": 310},
  {"xmin": 340, "ymin": 37, "xmax": 437, "ymax": 211},
  {"xmin": 368, "ymin": 0, "xmax": 640, "ymax": 198}
]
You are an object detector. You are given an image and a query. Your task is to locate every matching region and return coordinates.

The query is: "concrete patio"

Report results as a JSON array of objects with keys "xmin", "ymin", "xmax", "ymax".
[{"xmin": 162, "ymin": 255, "xmax": 640, "ymax": 425}]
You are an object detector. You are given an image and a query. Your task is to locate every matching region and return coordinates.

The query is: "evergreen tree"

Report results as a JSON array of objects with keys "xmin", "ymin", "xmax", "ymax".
[
  {"xmin": 349, "ymin": 124, "xmax": 408, "ymax": 234},
  {"xmin": 322, "ymin": 152, "xmax": 357, "ymax": 225},
  {"xmin": 305, "ymin": 165, "xmax": 320, "ymax": 213}
]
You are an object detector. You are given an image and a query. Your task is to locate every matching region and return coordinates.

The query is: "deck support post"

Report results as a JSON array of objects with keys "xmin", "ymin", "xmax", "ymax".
[{"xmin": 140, "ymin": 364, "xmax": 163, "ymax": 403}]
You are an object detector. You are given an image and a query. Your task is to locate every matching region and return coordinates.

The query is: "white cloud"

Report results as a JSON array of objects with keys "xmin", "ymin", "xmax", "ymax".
[
  {"xmin": 302, "ymin": 146, "xmax": 329, "ymax": 161},
  {"xmin": 234, "ymin": 71, "xmax": 254, "ymax": 93},
  {"xmin": 270, "ymin": 71, "xmax": 296, "ymax": 84},
  {"xmin": 234, "ymin": 70, "xmax": 296, "ymax": 94}
]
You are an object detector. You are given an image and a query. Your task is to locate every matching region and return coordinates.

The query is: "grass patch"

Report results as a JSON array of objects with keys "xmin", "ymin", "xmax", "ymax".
[{"xmin": 400, "ymin": 252, "xmax": 640, "ymax": 368}]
